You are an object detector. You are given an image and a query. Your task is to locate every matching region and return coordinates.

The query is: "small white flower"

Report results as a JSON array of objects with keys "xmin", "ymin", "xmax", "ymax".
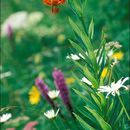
[
  {"xmin": 79, "ymin": 53, "xmax": 85, "ymax": 59},
  {"xmin": 0, "ymin": 113, "xmax": 12, "ymax": 123},
  {"xmin": 44, "ymin": 109, "xmax": 59, "ymax": 119},
  {"xmin": 81, "ymin": 77, "xmax": 92, "ymax": 86},
  {"xmin": 66, "ymin": 54, "xmax": 80, "ymax": 60},
  {"xmin": 98, "ymin": 77, "xmax": 129, "ymax": 98},
  {"xmin": 106, "ymin": 41, "xmax": 122, "ymax": 49},
  {"xmin": 0, "ymin": 71, "xmax": 12, "ymax": 79},
  {"xmin": 48, "ymin": 90, "xmax": 60, "ymax": 99},
  {"xmin": 107, "ymin": 50, "xmax": 114, "ymax": 57},
  {"xmin": 66, "ymin": 53, "xmax": 86, "ymax": 60}
]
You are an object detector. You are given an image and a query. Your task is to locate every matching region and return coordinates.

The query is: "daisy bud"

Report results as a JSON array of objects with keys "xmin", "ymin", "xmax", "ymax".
[
  {"xmin": 35, "ymin": 78, "xmax": 55, "ymax": 108},
  {"xmin": 52, "ymin": 68, "xmax": 73, "ymax": 114}
]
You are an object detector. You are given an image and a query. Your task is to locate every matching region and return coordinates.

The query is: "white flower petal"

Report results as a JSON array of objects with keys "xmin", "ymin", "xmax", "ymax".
[
  {"xmin": 98, "ymin": 77, "xmax": 129, "ymax": 98},
  {"xmin": 44, "ymin": 109, "xmax": 59, "ymax": 119},
  {"xmin": 0, "ymin": 113, "xmax": 12, "ymax": 123},
  {"xmin": 66, "ymin": 54, "xmax": 80, "ymax": 60},
  {"xmin": 48, "ymin": 90, "xmax": 60, "ymax": 99},
  {"xmin": 81, "ymin": 77, "xmax": 92, "ymax": 85}
]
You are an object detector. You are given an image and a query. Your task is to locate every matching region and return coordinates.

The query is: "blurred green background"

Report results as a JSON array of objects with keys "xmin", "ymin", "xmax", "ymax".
[{"xmin": 0, "ymin": 0, "xmax": 129, "ymax": 129}]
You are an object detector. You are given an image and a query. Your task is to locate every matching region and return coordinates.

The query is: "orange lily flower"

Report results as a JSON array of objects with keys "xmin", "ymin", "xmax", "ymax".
[{"xmin": 43, "ymin": 0, "xmax": 65, "ymax": 13}]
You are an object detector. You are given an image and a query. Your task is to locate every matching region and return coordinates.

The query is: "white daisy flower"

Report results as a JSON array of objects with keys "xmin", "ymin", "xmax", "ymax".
[
  {"xmin": 0, "ymin": 113, "xmax": 12, "ymax": 123},
  {"xmin": 44, "ymin": 109, "xmax": 59, "ymax": 119},
  {"xmin": 98, "ymin": 77, "xmax": 129, "ymax": 98},
  {"xmin": 48, "ymin": 90, "xmax": 60, "ymax": 99},
  {"xmin": 81, "ymin": 77, "xmax": 92, "ymax": 86}
]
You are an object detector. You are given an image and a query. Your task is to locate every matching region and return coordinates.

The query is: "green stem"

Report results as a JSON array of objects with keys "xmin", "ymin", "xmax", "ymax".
[
  {"xmin": 118, "ymin": 96, "xmax": 130, "ymax": 120},
  {"xmin": 58, "ymin": 117, "xmax": 66, "ymax": 130},
  {"xmin": 53, "ymin": 119, "xmax": 60, "ymax": 130},
  {"xmin": 108, "ymin": 67, "xmax": 113, "ymax": 85}
]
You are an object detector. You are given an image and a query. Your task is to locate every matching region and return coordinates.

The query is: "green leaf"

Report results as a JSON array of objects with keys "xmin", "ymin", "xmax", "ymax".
[
  {"xmin": 114, "ymin": 108, "xmax": 124, "ymax": 126},
  {"xmin": 91, "ymin": 93, "xmax": 102, "ymax": 111},
  {"xmin": 73, "ymin": 113, "xmax": 96, "ymax": 130},
  {"xmin": 68, "ymin": 17, "xmax": 98, "ymax": 72},
  {"xmin": 106, "ymin": 99, "xmax": 114, "ymax": 119},
  {"xmin": 74, "ymin": 61, "xmax": 99, "ymax": 88},
  {"xmin": 72, "ymin": 0, "xmax": 82, "ymax": 17},
  {"xmin": 78, "ymin": 108, "xmax": 97, "ymax": 125},
  {"xmin": 88, "ymin": 19, "xmax": 94, "ymax": 39},
  {"xmin": 72, "ymin": 72, "xmax": 94, "ymax": 94},
  {"xmin": 85, "ymin": 107, "xmax": 112, "ymax": 130},
  {"xmin": 73, "ymin": 88, "xmax": 97, "ymax": 110},
  {"xmin": 69, "ymin": 39, "xmax": 92, "ymax": 65}
]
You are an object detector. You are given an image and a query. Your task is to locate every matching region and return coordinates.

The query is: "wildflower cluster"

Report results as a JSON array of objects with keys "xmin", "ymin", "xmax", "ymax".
[{"xmin": 29, "ymin": 68, "xmax": 73, "ymax": 120}]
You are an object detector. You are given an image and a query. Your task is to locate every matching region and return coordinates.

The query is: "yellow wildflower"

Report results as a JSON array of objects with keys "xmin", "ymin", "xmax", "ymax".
[
  {"xmin": 38, "ymin": 72, "xmax": 46, "ymax": 79},
  {"xmin": 101, "ymin": 67, "xmax": 110, "ymax": 79},
  {"xmin": 65, "ymin": 77, "xmax": 75, "ymax": 85},
  {"xmin": 111, "ymin": 52, "xmax": 124, "ymax": 60},
  {"xmin": 34, "ymin": 53, "xmax": 42, "ymax": 64},
  {"xmin": 29, "ymin": 86, "xmax": 40, "ymax": 105},
  {"xmin": 57, "ymin": 34, "xmax": 66, "ymax": 43}
]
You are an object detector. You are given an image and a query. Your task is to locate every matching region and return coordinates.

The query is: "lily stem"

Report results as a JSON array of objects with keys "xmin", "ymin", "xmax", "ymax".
[{"xmin": 118, "ymin": 95, "xmax": 130, "ymax": 120}]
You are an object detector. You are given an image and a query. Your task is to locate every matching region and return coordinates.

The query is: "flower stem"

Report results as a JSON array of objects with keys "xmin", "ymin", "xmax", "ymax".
[
  {"xmin": 108, "ymin": 67, "xmax": 113, "ymax": 86},
  {"xmin": 118, "ymin": 95, "xmax": 130, "ymax": 120},
  {"xmin": 53, "ymin": 119, "xmax": 60, "ymax": 130}
]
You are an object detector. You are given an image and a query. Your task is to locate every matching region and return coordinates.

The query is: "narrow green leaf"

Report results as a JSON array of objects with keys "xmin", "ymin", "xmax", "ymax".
[
  {"xmin": 106, "ymin": 100, "xmax": 114, "ymax": 119},
  {"xmin": 91, "ymin": 93, "xmax": 102, "ymax": 111},
  {"xmin": 73, "ymin": 113, "xmax": 96, "ymax": 130},
  {"xmin": 85, "ymin": 107, "xmax": 112, "ymax": 130},
  {"xmin": 72, "ymin": 0, "xmax": 82, "ymax": 16},
  {"xmin": 88, "ymin": 19, "xmax": 94, "ymax": 39},
  {"xmin": 68, "ymin": 17, "xmax": 98, "ymax": 72},
  {"xmin": 114, "ymin": 108, "xmax": 124, "ymax": 126},
  {"xmin": 78, "ymin": 108, "xmax": 97, "ymax": 125},
  {"xmin": 72, "ymin": 72, "xmax": 94, "ymax": 94},
  {"xmin": 73, "ymin": 88, "xmax": 97, "ymax": 110},
  {"xmin": 74, "ymin": 61, "xmax": 98, "ymax": 88},
  {"xmin": 69, "ymin": 39, "xmax": 92, "ymax": 65}
]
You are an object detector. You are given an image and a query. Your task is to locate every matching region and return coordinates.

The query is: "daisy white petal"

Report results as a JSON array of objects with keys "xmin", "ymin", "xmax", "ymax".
[
  {"xmin": 44, "ymin": 109, "xmax": 59, "ymax": 119},
  {"xmin": 0, "ymin": 113, "xmax": 12, "ymax": 123},
  {"xmin": 48, "ymin": 90, "xmax": 60, "ymax": 99},
  {"xmin": 66, "ymin": 54, "xmax": 80, "ymax": 60},
  {"xmin": 81, "ymin": 77, "xmax": 92, "ymax": 86}
]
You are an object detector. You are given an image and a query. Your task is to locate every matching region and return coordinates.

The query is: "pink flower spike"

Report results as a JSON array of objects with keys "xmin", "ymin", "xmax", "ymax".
[{"xmin": 23, "ymin": 121, "xmax": 38, "ymax": 130}]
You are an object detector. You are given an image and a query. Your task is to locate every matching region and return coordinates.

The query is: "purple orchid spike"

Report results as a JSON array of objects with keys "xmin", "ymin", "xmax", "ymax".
[
  {"xmin": 52, "ymin": 68, "xmax": 73, "ymax": 114},
  {"xmin": 35, "ymin": 78, "xmax": 55, "ymax": 108}
]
